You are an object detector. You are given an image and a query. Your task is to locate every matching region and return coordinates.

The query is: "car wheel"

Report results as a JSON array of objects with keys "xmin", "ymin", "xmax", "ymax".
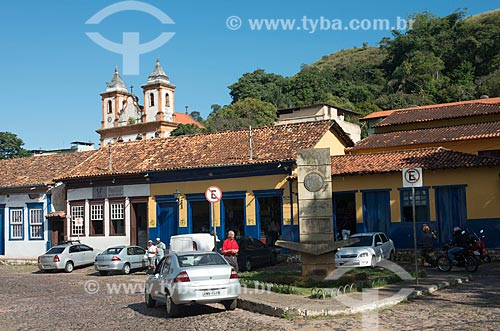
[
  {"xmin": 122, "ymin": 263, "xmax": 131, "ymax": 275},
  {"xmin": 165, "ymin": 292, "xmax": 179, "ymax": 318},
  {"xmin": 222, "ymin": 299, "xmax": 237, "ymax": 311},
  {"xmin": 244, "ymin": 259, "xmax": 252, "ymax": 272},
  {"xmin": 64, "ymin": 261, "xmax": 74, "ymax": 273},
  {"xmin": 370, "ymin": 256, "xmax": 377, "ymax": 268},
  {"xmin": 145, "ymin": 290, "xmax": 156, "ymax": 308},
  {"xmin": 389, "ymin": 250, "xmax": 395, "ymax": 261},
  {"xmin": 99, "ymin": 271, "xmax": 108, "ymax": 276}
]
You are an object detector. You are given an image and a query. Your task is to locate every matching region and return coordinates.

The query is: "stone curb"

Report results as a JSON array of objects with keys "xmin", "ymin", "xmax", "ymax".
[{"xmin": 237, "ymin": 275, "xmax": 471, "ymax": 318}]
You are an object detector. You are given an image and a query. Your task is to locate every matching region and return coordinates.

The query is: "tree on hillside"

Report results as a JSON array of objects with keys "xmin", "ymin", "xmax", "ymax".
[
  {"xmin": 205, "ymin": 98, "xmax": 277, "ymax": 132},
  {"xmin": 0, "ymin": 132, "xmax": 31, "ymax": 159},
  {"xmin": 170, "ymin": 124, "xmax": 205, "ymax": 137},
  {"xmin": 228, "ymin": 69, "xmax": 289, "ymax": 107},
  {"xmin": 189, "ymin": 111, "xmax": 204, "ymax": 123}
]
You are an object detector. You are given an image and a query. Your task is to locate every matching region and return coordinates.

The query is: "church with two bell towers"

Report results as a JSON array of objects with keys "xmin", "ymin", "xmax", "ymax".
[{"xmin": 97, "ymin": 59, "xmax": 202, "ymax": 147}]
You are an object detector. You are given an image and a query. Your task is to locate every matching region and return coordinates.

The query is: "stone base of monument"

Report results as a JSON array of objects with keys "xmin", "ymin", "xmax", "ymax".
[
  {"xmin": 301, "ymin": 251, "xmax": 336, "ymax": 277},
  {"xmin": 276, "ymin": 238, "xmax": 359, "ymax": 277}
]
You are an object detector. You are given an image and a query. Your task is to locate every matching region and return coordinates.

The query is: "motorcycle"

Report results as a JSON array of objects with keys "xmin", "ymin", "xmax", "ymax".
[
  {"xmin": 470, "ymin": 229, "xmax": 491, "ymax": 264},
  {"xmin": 436, "ymin": 243, "xmax": 479, "ymax": 272},
  {"xmin": 420, "ymin": 248, "xmax": 438, "ymax": 268}
]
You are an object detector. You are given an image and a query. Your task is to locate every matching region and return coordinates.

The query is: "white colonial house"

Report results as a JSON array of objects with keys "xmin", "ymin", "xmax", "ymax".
[{"xmin": 0, "ymin": 152, "xmax": 94, "ymax": 258}]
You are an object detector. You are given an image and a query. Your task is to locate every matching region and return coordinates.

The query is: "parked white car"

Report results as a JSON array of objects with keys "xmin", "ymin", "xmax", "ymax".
[
  {"xmin": 169, "ymin": 233, "xmax": 219, "ymax": 253},
  {"xmin": 38, "ymin": 241, "xmax": 101, "ymax": 273},
  {"xmin": 335, "ymin": 232, "xmax": 395, "ymax": 268},
  {"xmin": 145, "ymin": 251, "xmax": 240, "ymax": 317}
]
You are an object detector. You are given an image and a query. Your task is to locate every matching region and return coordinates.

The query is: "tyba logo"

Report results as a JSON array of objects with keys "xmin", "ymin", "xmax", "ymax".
[{"xmin": 85, "ymin": 1, "xmax": 175, "ymax": 75}]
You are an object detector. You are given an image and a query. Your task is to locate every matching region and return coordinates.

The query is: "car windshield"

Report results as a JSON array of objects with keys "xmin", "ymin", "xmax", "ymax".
[
  {"xmin": 45, "ymin": 247, "xmax": 65, "ymax": 254},
  {"xmin": 177, "ymin": 253, "xmax": 227, "ymax": 267},
  {"xmin": 346, "ymin": 235, "xmax": 373, "ymax": 247},
  {"xmin": 103, "ymin": 247, "xmax": 123, "ymax": 255}
]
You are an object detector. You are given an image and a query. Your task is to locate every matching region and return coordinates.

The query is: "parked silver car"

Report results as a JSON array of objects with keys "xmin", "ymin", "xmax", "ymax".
[
  {"xmin": 145, "ymin": 251, "xmax": 241, "ymax": 318},
  {"xmin": 94, "ymin": 245, "xmax": 148, "ymax": 275},
  {"xmin": 38, "ymin": 241, "xmax": 100, "ymax": 273},
  {"xmin": 335, "ymin": 232, "xmax": 395, "ymax": 268}
]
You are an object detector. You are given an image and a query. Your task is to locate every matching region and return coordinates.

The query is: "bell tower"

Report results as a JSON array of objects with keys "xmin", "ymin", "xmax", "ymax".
[
  {"xmin": 100, "ymin": 67, "xmax": 130, "ymax": 131},
  {"xmin": 141, "ymin": 58, "xmax": 175, "ymax": 124}
]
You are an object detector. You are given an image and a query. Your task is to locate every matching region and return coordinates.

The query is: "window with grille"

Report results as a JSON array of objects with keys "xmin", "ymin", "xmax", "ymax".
[
  {"xmin": 29, "ymin": 208, "xmax": 43, "ymax": 239},
  {"xmin": 110, "ymin": 202, "xmax": 125, "ymax": 235},
  {"xmin": 400, "ymin": 188, "xmax": 430, "ymax": 222},
  {"xmin": 90, "ymin": 204, "xmax": 104, "ymax": 235},
  {"xmin": 10, "ymin": 209, "xmax": 23, "ymax": 240},
  {"xmin": 71, "ymin": 205, "xmax": 85, "ymax": 236}
]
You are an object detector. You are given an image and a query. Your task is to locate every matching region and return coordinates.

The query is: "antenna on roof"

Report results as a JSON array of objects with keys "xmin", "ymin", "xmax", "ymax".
[
  {"xmin": 185, "ymin": 105, "xmax": 189, "ymax": 114},
  {"xmin": 249, "ymin": 126, "xmax": 253, "ymax": 161},
  {"xmin": 108, "ymin": 143, "xmax": 113, "ymax": 172}
]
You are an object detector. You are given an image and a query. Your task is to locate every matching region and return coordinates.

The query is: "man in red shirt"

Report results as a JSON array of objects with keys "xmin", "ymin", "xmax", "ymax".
[{"xmin": 222, "ymin": 230, "xmax": 239, "ymax": 272}]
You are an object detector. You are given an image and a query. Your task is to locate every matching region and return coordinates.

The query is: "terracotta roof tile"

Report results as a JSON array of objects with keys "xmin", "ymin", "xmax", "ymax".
[
  {"xmin": 376, "ymin": 103, "xmax": 500, "ymax": 128},
  {"xmin": 172, "ymin": 112, "xmax": 204, "ymax": 128},
  {"xmin": 349, "ymin": 121, "xmax": 500, "ymax": 151},
  {"xmin": 332, "ymin": 148, "xmax": 500, "ymax": 176},
  {"xmin": 0, "ymin": 151, "xmax": 95, "ymax": 189},
  {"xmin": 60, "ymin": 121, "xmax": 337, "ymax": 180},
  {"xmin": 359, "ymin": 97, "xmax": 500, "ymax": 122}
]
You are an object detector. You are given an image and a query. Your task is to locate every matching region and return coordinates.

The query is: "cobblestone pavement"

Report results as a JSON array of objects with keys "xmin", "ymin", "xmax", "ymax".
[{"xmin": 0, "ymin": 263, "xmax": 499, "ymax": 331}]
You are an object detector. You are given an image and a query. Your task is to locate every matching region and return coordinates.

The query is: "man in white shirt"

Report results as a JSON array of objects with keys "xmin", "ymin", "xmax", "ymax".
[
  {"xmin": 147, "ymin": 240, "xmax": 158, "ymax": 273},
  {"xmin": 156, "ymin": 237, "xmax": 166, "ymax": 263}
]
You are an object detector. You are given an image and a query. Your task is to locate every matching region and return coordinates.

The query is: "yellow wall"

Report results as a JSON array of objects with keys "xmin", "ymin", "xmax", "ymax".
[
  {"xmin": 149, "ymin": 174, "xmax": 294, "ymax": 228},
  {"xmin": 315, "ymin": 130, "xmax": 347, "ymax": 156},
  {"xmin": 332, "ymin": 166, "xmax": 500, "ymax": 223}
]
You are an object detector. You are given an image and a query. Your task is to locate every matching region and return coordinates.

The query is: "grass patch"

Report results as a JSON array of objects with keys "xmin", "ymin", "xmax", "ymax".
[{"xmin": 239, "ymin": 267, "xmax": 426, "ymax": 298}]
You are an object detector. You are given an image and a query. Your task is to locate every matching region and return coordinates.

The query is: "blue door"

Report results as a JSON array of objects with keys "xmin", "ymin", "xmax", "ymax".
[
  {"xmin": 151, "ymin": 202, "xmax": 178, "ymax": 244},
  {"xmin": 435, "ymin": 186, "xmax": 467, "ymax": 243},
  {"xmin": 0, "ymin": 206, "xmax": 4, "ymax": 255},
  {"xmin": 362, "ymin": 190, "xmax": 391, "ymax": 234}
]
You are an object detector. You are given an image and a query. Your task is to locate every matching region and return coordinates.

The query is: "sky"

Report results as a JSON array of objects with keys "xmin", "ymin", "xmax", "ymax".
[{"xmin": 1, "ymin": 0, "xmax": 499, "ymax": 150}]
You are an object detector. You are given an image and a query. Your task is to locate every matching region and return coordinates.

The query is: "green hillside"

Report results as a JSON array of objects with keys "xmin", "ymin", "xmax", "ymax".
[{"xmin": 224, "ymin": 9, "xmax": 500, "ymax": 116}]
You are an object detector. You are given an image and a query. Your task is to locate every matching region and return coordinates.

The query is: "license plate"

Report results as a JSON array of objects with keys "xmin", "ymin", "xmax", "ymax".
[{"xmin": 201, "ymin": 290, "xmax": 220, "ymax": 297}]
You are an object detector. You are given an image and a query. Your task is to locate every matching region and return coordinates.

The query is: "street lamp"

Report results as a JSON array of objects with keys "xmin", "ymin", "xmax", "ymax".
[{"xmin": 173, "ymin": 188, "xmax": 182, "ymax": 208}]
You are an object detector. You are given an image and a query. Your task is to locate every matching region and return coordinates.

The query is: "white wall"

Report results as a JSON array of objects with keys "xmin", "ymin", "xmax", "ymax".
[
  {"xmin": 65, "ymin": 185, "xmax": 150, "ymax": 251},
  {"xmin": 0, "ymin": 193, "xmax": 50, "ymax": 258}
]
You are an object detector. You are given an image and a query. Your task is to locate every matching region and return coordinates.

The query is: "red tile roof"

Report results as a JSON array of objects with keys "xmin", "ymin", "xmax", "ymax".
[
  {"xmin": 172, "ymin": 112, "xmax": 204, "ymax": 128},
  {"xmin": 332, "ymin": 148, "xmax": 500, "ymax": 176},
  {"xmin": 349, "ymin": 121, "xmax": 500, "ymax": 151},
  {"xmin": 59, "ymin": 121, "xmax": 342, "ymax": 180},
  {"xmin": 376, "ymin": 103, "xmax": 500, "ymax": 128},
  {"xmin": 359, "ymin": 97, "xmax": 500, "ymax": 122},
  {"xmin": 0, "ymin": 152, "xmax": 95, "ymax": 189},
  {"xmin": 359, "ymin": 110, "xmax": 397, "ymax": 121}
]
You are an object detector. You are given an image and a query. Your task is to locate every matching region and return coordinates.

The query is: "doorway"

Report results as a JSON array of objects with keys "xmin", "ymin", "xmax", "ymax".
[
  {"xmin": 333, "ymin": 193, "xmax": 356, "ymax": 239},
  {"xmin": 131, "ymin": 202, "xmax": 148, "ymax": 248},
  {"xmin": 257, "ymin": 196, "xmax": 282, "ymax": 245},
  {"xmin": 49, "ymin": 218, "xmax": 65, "ymax": 246},
  {"xmin": 435, "ymin": 186, "xmax": 467, "ymax": 243},
  {"xmin": 190, "ymin": 200, "xmax": 210, "ymax": 233},
  {"xmin": 362, "ymin": 190, "xmax": 391, "ymax": 234},
  {"xmin": 222, "ymin": 199, "xmax": 245, "ymax": 238}
]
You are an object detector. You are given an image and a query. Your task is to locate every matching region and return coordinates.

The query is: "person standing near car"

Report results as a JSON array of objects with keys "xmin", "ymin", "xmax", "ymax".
[
  {"xmin": 146, "ymin": 240, "xmax": 158, "ymax": 273},
  {"xmin": 156, "ymin": 237, "xmax": 166, "ymax": 263},
  {"xmin": 222, "ymin": 230, "xmax": 239, "ymax": 272}
]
